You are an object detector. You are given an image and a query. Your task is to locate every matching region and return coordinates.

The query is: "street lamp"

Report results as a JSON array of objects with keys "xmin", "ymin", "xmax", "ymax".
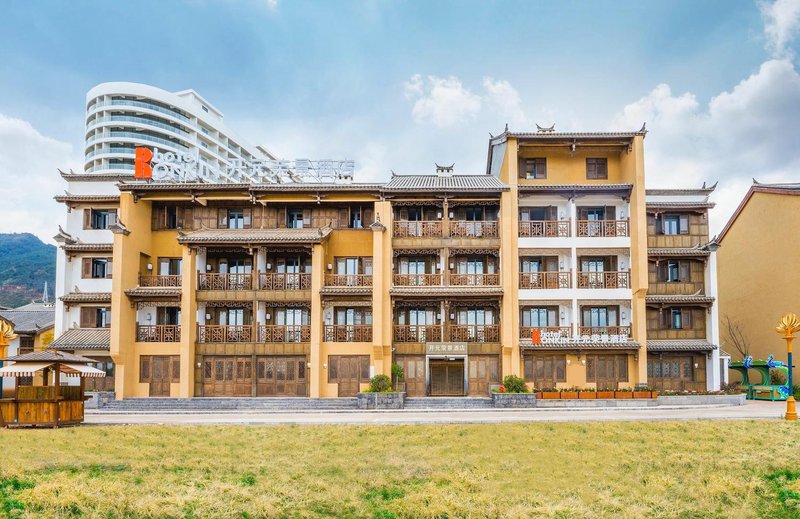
[{"xmin": 775, "ymin": 312, "xmax": 799, "ymax": 421}]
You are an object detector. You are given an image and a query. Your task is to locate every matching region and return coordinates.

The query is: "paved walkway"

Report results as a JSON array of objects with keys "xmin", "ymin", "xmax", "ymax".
[{"xmin": 85, "ymin": 401, "xmax": 788, "ymax": 426}]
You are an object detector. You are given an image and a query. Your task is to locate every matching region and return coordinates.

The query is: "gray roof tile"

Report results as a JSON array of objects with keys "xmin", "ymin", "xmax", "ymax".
[
  {"xmin": 49, "ymin": 328, "xmax": 111, "ymax": 350},
  {"xmin": 178, "ymin": 228, "xmax": 332, "ymax": 244},
  {"xmin": 384, "ymin": 175, "xmax": 508, "ymax": 192}
]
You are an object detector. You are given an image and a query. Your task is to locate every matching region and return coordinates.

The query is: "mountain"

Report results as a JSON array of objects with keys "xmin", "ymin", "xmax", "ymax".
[{"xmin": 0, "ymin": 233, "xmax": 56, "ymax": 308}]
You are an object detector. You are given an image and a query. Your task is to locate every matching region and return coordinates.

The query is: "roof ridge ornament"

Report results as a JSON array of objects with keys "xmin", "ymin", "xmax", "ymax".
[{"xmin": 536, "ymin": 123, "xmax": 555, "ymax": 133}]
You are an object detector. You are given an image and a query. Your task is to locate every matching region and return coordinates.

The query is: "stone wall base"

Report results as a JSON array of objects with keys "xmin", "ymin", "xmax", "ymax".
[{"xmin": 357, "ymin": 392, "xmax": 406, "ymax": 409}]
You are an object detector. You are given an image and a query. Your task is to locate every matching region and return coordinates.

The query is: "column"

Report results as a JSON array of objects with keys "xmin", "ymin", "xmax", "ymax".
[
  {"xmin": 309, "ymin": 243, "xmax": 325, "ymax": 397},
  {"xmin": 179, "ymin": 246, "xmax": 197, "ymax": 397},
  {"xmin": 569, "ymin": 198, "xmax": 579, "ymax": 337},
  {"xmin": 371, "ymin": 203, "xmax": 390, "ymax": 376}
]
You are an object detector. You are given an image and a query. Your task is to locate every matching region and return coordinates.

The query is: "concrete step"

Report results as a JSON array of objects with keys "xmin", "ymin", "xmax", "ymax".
[
  {"xmin": 404, "ymin": 397, "xmax": 493, "ymax": 409},
  {"xmin": 101, "ymin": 397, "xmax": 359, "ymax": 411}
]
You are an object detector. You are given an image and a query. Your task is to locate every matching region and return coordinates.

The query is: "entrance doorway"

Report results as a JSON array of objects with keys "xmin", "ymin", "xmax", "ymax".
[
  {"xmin": 394, "ymin": 355, "xmax": 426, "ymax": 396},
  {"xmin": 149, "ymin": 356, "xmax": 172, "ymax": 397},
  {"xmin": 256, "ymin": 356, "xmax": 307, "ymax": 396},
  {"xmin": 467, "ymin": 355, "xmax": 500, "ymax": 396},
  {"xmin": 429, "ymin": 359, "xmax": 465, "ymax": 396},
  {"xmin": 328, "ymin": 355, "xmax": 370, "ymax": 397}
]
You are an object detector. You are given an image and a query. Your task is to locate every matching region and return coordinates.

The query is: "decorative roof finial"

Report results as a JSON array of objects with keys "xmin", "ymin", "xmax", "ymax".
[{"xmin": 536, "ymin": 124, "xmax": 555, "ymax": 133}]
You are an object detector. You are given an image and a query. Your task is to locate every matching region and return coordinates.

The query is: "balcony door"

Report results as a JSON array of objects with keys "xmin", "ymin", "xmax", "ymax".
[
  {"xmin": 158, "ymin": 258, "xmax": 182, "ymax": 276},
  {"xmin": 276, "ymin": 308, "xmax": 308, "ymax": 342},
  {"xmin": 522, "ymin": 307, "xmax": 556, "ymax": 328},
  {"xmin": 581, "ymin": 307, "xmax": 618, "ymax": 335},
  {"xmin": 457, "ymin": 308, "xmax": 494, "ymax": 341},
  {"xmin": 157, "ymin": 307, "xmax": 181, "ymax": 325},
  {"xmin": 276, "ymin": 256, "xmax": 309, "ymax": 289},
  {"xmin": 399, "ymin": 308, "xmax": 437, "ymax": 342}
]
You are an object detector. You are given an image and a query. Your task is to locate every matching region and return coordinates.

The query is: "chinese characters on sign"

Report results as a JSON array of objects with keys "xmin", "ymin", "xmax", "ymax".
[
  {"xmin": 426, "ymin": 342, "xmax": 468, "ymax": 355},
  {"xmin": 531, "ymin": 330, "xmax": 629, "ymax": 344}
]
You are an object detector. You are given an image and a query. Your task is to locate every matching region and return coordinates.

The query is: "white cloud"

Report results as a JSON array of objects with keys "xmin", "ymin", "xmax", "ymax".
[
  {"xmin": 760, "ymin": 0, "xmax": 800, "ymax": 57},
  {"xmin": 404, "ymin": 75, "xmax": 482, "ymax": 128},
  {"xmin": 0, "ymin": 114, "xmax": 78, "ymax": 243},
  {"xmin": 482, "ymin": 77, "xmax": 527, "ymax": 126}
]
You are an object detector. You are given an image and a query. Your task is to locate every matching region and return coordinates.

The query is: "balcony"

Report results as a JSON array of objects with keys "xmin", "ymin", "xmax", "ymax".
[
  {"xmin": 519, "ymin": 272, "xmax": 571, "ymax": 289},
  {"xmin": 577, "ymin": 220, "xmax": 629, "ymax": 237},
  {"xmin": 449, "ymin": 324, "xmax": 500, "ymax": 343},
  {"xmin": 519, "ymin": 220, "xmax": 570, "ymax": 238},
  {"xmin": 449, "ymin": 273, "xmax": 500, "ymax": 286},
  {"xmin": 259, "ymin": 325, "xmax": 311, "ymax": 343},
  {"xmin": 449, "ymin": 221, "xmax": 498, "ymax": 238},
  {"xmin": 197, "ymin": 325, "xmax": 254, "ymax": 343},
  {"xmin": 198, "ymin": 273, "xmax": 253, "ymax": 291},
  {"xmin": 577, "ymin": 272, "xmax": 630, "ymax": 289},
  {"xmin": 393, "ymin": 220, "xmax": 442, "ymax": 238},
  {"xmin": 138, "ymin": 275, "xmax": 182, "ymax": 288},
  {"xmin": 324, "ymin": 324, "xmax": 373, "ymax": 342},
  {"xmin": 578, "ymin": 326, "xmax": 631, "ymax": 337},
  {"xmin": 325, "ymin": 274, "xmax": 373, "ymax": 287},
  {"xmin": 393, "ymin": 325, "xmax": 444, "ymax": 343},
  {"xmin": 520, "ymin": 326, "xmax": 572, "ymax": 339},
  {"xmin": 259, "ymin": 272, "xmax": 311, "ymax": 291},
  {"xmin": 136, "ymin": 324, "xmax": 181, "ymax": 342},
  {"xmin": 393, "ymin": 274, "xmax": 443, "ymax": 287}
]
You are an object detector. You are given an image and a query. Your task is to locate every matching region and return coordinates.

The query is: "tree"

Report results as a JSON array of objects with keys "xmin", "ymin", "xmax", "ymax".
[{"xmin": 723, "ymin": 314, "xmax": 751, "ymax": 360}]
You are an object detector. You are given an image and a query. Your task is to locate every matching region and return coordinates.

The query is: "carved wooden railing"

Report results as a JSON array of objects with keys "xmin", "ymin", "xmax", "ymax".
[
  {"xmin": 578, "ymin": 326, "xmax": 631, "ymax": 337},
  {"xmin": 449, "ymin": 273, "xmax": 500, "ymax": 286},
  {"xmin": 519, "ymin": 271, "xmax": 571, "ymax": 289},
  {"xmin": 393, "ymin": 325, "xmax": 443, "ymax": 343},
  {"xmin": 136, "ymin": 325, "xmax": 181, "ymax": 342},
  {"xmin": 197, "ymin": 273, "xmax": 253, "ymax": 291},
  {"xmin": 393, "ymin": 220, "xmax": 443, "ymax": 238},
  {"xmin": 449, "ymin": 220, "xmax": 499, "ymax": 238},
  {"xmin": 577, "ymin": 271, "xmax": 630, "ymax": 289},
  {"xmin": 138, "ymin": 275, "xmax": 182, "ymax": 287},
  {"xmin": 577, "ymin": 219, "xmax": 629, "ymax": 237},
  {"xmin": 324, "ymin": 325, "xmax": 373, "ymax": 342},
  {"xmin": 325, "ymin": 274, "xmax": 373, "ymax": 287},
  {"xmin": 197, "ymin": 325, "xmax": 254, "ymax": 343},
  {"xmin": 393, "ymin": 274, "xmax": 443, "ymax": 287},
  {"xmin": 449, "ymin": 324, "xmax": 500, "ymax": 342},
  {"xmin": 520, "ymin": 326, "xmax": 572, "ymax": 339},
  {"xmin": 259, "ymin": 272, "xmax": 311, "ymax": 291},
  {"xmin": 258, "ymin": 325, "xmax": 311, "ymax": 343},
  {"xmin": 518, "ymin": 220, "xmax": 570, "ymax": 238}
]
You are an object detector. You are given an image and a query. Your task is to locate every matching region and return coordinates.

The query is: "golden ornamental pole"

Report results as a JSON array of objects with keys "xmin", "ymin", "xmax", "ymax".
[
  {"xmin": 775, "ymin": 312, "xmax": 799, "ymax": 421},
  {"xmin": 0, "ymin": 320, "xmax": 18, "ymax": 397}
]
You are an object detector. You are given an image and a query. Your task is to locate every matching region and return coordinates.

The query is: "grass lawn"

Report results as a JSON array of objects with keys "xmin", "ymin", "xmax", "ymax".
[{"xmin": 1, "ymin": 420, "xmax": 799, "ymax": 518}]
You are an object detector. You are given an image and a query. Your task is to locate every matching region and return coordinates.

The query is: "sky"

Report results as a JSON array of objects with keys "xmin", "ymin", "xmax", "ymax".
[{"xmin": 0, "ymin": 0, "xmax": 799, "ymax": 242}]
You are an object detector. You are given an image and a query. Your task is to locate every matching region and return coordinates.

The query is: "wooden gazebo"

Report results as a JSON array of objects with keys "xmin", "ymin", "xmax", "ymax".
[{"xmin": 0, "ymin": 350, "xmax": 105, "ymax": 428}]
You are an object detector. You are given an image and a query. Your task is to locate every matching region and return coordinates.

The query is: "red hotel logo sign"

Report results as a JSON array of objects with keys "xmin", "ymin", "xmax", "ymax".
[
  {"xmin": 531, "ymin": 329, "xmax": 542, "ymax": 344},
  {"xmin": 134, "ymin": 147, "xmax": 153, "ymax": 179}
]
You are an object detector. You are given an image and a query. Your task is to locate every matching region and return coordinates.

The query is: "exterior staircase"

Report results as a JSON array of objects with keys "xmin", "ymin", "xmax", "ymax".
[
  {"xmin": 98, "ymin": 397, "xmax": 359, "ymax": 413},
  {"xmin": 403, "ymin": 397, "xmax": 493, "ymax": 409}
]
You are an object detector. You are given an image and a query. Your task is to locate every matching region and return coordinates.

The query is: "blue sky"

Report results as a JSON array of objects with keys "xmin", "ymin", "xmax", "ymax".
[{"xmin": 0, "ymin": 0, "xmax": 798, "ymax": 240}]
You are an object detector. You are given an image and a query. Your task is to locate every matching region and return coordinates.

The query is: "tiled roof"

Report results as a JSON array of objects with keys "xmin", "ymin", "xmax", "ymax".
[
  {"xmin": 54, "ymin": 194, "xmax": 120, "ymax": 204},
  {"xmin": 517, "ymin": 183, "xmax": 633, "ymax": 194},
  {"xmin": 49, "ymin": 328, "xmax": 111, "ymax": 350},
  {"xmin": 520, "ymin": 340, "xmax": 640, "ymax": 351},
  {"xmin": 645, "ymin": 201, "xmax": 715, "ymax": 209},
  {"xmin": 320, "ymin": 286, "xmax": 373, "ymax": 296},
  {"xmin": 250, "ymin": 183, "xmax": 383, "ymax": 192},
  {"xmin": 645, "ymin": 185, "xmax": 717, "ymax": 196},
  {"xmin": 647, "ymin": 340, "xmax": 716, "ymax": 352},
  {"xmin": 0, "ymin": 303, "xmax": 55, "ymax": 334},
  {"xmin": 178, "ymin": 228, "xmax": 332, "ymax": 244},
  {"xmin": 61, "ymin": 243, "xmax": 114, "ymax": 253},
  {"xmin": 61, "ymin": 171, "xmax": 134, "ymax": 182},
  {"xmin": 389, "ymin": 286, "xmax": 503, "ymax": 296},
  {"xmin": 508, "ymin": 131, "xmax": 645, "ymax": 139},
  {"xmin": 384, "ymin": 175, "xmax": 509, "ymax": 193},
  {"xmin": 4, "ymin": 348, "xmax": 100, "ymax": 362},
  {"xmin": 124, "ymin": 287, "xmax": 182, "ymax": 298},
  {"xmin": 59, "ymin": 292, "xmax": 112, "ymax": 303},
  {"xmin": 118, "ymin": 182, "xmax": 384, "ymax": 192},
  {"xmin": 648, "ymin": 248, "xmax": 711, "ymax": 257},
  {"xmin": 645, "ymin": 295, "xmax": 715, "ymax": 304}
]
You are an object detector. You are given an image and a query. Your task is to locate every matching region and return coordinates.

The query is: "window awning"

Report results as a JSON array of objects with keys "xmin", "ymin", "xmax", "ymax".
[{"xmin": 0, "ymin": 362, "xmax": 106, "ymax": 378}]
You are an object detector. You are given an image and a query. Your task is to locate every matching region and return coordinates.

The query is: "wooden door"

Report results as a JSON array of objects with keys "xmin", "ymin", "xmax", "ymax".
[
  {"xmin": 203, "ymin": 357, "xmax": 237, "ymax": 396},
  {"xmin": 395, "ymin": 355, "xmax": 426, "ymax": 396},
  {"xmin": 430, "ymin": 360, "xmax": 465, "ymax": 396},
  {"xmin": 235, "ymin": 357, "xmax": 253, "ymax": 396},
  {"xmin": 337, "ymin": 357, "xmax": 360, "ymax": 397},
  {"xmin": 648, "ymin": 355, "xmax": 704, "ymax": 391},
  {"xmin": 468, "ymin": 355, "xmax": 499, "ymax": 396},
  {"xmin": 587, "ymin": 355, "xmax": 628, "ymax": 390},
  {"xmin": 256, "ymin": 356, "xmax": 307, "ymax": 396},
  {"xmin": 150, "ymin": 356, "xmax": 171, "ymax": 397}
]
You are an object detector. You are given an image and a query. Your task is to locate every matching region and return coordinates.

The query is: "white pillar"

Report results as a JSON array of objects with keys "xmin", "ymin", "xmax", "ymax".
[{"xmin": 706, "ymin": 250, "xmax": 721, "ymax": 391}]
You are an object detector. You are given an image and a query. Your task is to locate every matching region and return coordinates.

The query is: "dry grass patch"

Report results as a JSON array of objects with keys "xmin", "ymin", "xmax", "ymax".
[{"xmin": 0, "ymin": 420, "xmax": 798, "ymax": 517}]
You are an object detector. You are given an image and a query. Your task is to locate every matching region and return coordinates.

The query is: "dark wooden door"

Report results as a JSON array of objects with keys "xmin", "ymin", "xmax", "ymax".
[
  {"xmin": 149, "ymin": 356, "xmax": 171, "ymax": 397},
  {"xmin": 648, "ymin": 355, "xmax": 705, "ymax": 391},
  {"xmin": 203, "ymin": 357, "xmax": 238, "ymax": 396},
  {"xmin": 587, "ymin": 355, "xmax": 628, "ymax": 390},
  {"xmin": 468, "ymin": 355, "xmax": 499, "ymax": 396},
  {"xmin": 430, "ymin": 360, "xmax": 465, "ymax": 396},
  {"xmin": 337, "ymin": 356, "xmax": 360, "ymax": 397},
  {"xmin": 256, "ymin": 356, "xmax": 307, "ymax": 396},
  {"xmin": 395, "ymin": 355, "xmax": 426, "ymax": 396}
]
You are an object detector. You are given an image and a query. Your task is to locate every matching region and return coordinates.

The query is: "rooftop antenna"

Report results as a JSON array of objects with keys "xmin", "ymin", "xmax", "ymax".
[{"xmin": 42, "ymin": 281, "xmax": 50, "ymax": 305}]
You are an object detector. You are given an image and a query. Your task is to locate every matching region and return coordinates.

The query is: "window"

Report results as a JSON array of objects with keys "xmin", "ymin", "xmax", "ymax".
[
  {"xmin": 165, "ymin": 206, "xmax": 178, "ymax": 229},
  {"xmin": 84, "ymin": 209, "xmax": 117, "ymax": 230},
  {"xmin": 660, "ymin": 214, "xmax": 689, "ymax": 235},
  {"xmin": 521, "ymin": 158, "xmax": 547, "ymax": 179},
  {"xmin": 671, "ymin": 309, "xmax": 682, "ymax": 329},
  {"xmin": 586, "ymin": 158, "xmax": 608, "ymax": 179},
  {"xmin": 663, "ymin": 307, "xmax": 692, "ymax": 330},
  {"xmin": 521, "ymin": 307, "xmax": 556, "ymax": 327},
  {"xmin": 158, "ymin": 257, "xmax": 182, "ymax": 276},
  {"xmin": 157, "ymin": 307, "xmax": 181, "ymax": 325},
  {"xmin": 287, "ymin": 208, "xmax": 304, "ymax": 228},
  {"xmin": 350, "ymin": 207, "xmax": 362, "ymax": 229},
  {"xmin": 667, "ymin": 260, "xmax": 680, "ymax": 282},
  {"xmin": 227, "ymin": 209, "xmax": 244, "ymax": 229},
  {"xmin": 81, "ymin": 306, "xmax": 111, "ymax": 328},
  {"xmin": 83, "ymin": 257, "xmax": 113, "ymax": 279}
]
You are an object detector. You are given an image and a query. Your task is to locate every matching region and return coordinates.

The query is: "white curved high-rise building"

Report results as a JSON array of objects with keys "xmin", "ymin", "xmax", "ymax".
[{"xmin": 84, "ymin": 82, "xmax": 272, "ymax": 175}]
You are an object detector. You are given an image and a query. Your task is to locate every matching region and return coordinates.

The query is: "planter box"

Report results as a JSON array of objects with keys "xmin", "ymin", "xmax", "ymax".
[
  {"xmin": 596, "ymin": 391, "xmax": 615, "ymax": 399},
  {"xmin": 356, "ymin": 392, "xmax": 405, "ymax": 409},
  {"xmin": 614, "ymin": 391, "xmax": 633, "ymax": 399},
  {"xmin": 541, "ymin": 391, "xmax": 560, "ymax": 400},
  {"xmin": 560, "ymin": 391, "xmax": 579, "ymax": 399},
  {"xmin": 492, "ymin": 393, "xmax": 537, "ymax": 408},
  {"xmin": 650, "ymin": 391, "xmax": 659, "ymax": 399},
  {"xmin": 632, "ymin": 391, "xmax": 651, "ymax": 399},
  {"xmin": 578, "ymin": 391, "xmax": 597, "ymax": 399}
]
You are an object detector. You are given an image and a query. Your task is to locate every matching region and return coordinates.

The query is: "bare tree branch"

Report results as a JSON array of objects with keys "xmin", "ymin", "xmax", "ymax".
[{"xmin": 722, "ymin": 314, "xmax": 751, "ymax": 360}]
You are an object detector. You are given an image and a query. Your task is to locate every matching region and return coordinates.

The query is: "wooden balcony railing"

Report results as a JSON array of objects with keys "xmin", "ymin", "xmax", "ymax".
[
  {"xmin": 520, "ymin": 326, "xmax": 572, "ymax": 339},
  {"xmin": 393, "ymin": 220, "xmax": 443, "ymax": 238},
  {"xmin": 393, "ymin": 325, "xmax": 443, "ymax": 343},
  {"xmin": 258, "ymin": 325, "xmax": 311, "ymax": 343},
  {"xmin": 577, "ymin": 219, "xmax": 629, "ymax": 237},
  {"xmin": 449, "ymin": 324, "xmax": 500, "ymax": 342},
  {"xmin": 197, "ymin": 325, "xmax": 254, "ymax": 343},
  {"xmin": 259, "ymin": 272, "xmax": 311, "ymax": 291},
  {"xmin": 197, "ymin": 273, "xmax": 253, "ymax": 291},
  {"xmin": 324, "ymin": 324, "xmax": 373, "ymax": 342},
  {"xmin": 138, "ymin": 275, "xmax": 182, "ymax": 287},
  {"xmin": 519, "ymin": 271, "xmax": 571, "ymax": 289},
  {"xmin": 578, "ymin": 326, "xmax": 631, "ymax": 337},
  {"xmin": 518, "ymin": 220, "xmax": 570, "ymax": 238},
  {"xmin": 136, "ymin": 324, "xmax": 181, "ymax": 342},
  {"xmin": 449, "ymin": 273, "xmax": 500, "ymax": 286},
  {"xmin": 577, "ymin": 271, "xmax": 630, "ymax": 289},
  {"xmin": 393, "ymin": 274, "xmax": 443, "ymax": 287},
  {"xmin": 325, "ymin": 274, "xmax": 373, "ymax": 287},
  {"xmin": 449, "ymin": 220, "xmax": 499, "ymax": 238}
]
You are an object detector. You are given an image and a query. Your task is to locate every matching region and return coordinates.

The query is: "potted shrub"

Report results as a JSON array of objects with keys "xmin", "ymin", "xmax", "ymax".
[
  {"xmin": 391, "ymin": 362, "xmax": 405, "ymax": 393},
  {"xmin": 633, "ymin": 387, "xmax": 652, "ymax": 399},
  {"xmin": 578, "ymin": 388, "xmax": 597, "ymax": 399},
  {"xmin": 560, "ymin": 387, "xmax": 579, "ymax": 399},
  {"xmin": 596, "ymin": 388, "xmax": 615, "ymax": 399},
  {"xmin": 614, "ymin": 387, "xmax": 633, "ymax": 399},
  {"xmin": 540, "ymin": 387, "xmax": 560, "ymax": 399},
  {"xmin": 500, "ymin": 375, "xmax": 529, "ymax": 394},
  {"xmin": 367, "ymin": 374, "xmax": 392, "ymax": 393}
]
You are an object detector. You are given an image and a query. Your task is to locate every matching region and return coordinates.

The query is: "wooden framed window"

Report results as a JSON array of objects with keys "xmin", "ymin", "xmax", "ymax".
[
  {"xmin": 140, "ymin": 356, "xmax": 151, "ymax": 382},
  {"xmin": 139, "ymin": 355, "xmax": 180, "ymax": 383},
  {"xmin": 657, "ymin": 260, "xmax": 690, "ymax": 282},
  {"xmin": 659, "ymin": 214, "xmax": 689, "ymax": 235},
  {"xmin": 586, "ymin": 158, "xmax": 608, "ymax": 179},
  {"xmin": 82, "ymin": 257, "xmax": 113, "ymax": 279},
  {"xmin": 519, "ymin": 158, "xmax": 546, "ymax": 179},
  {"xmin": 661, "ymin": 307, "xmax": 693, "ymax": 330},
  {"xmin": 327, "ymin": 355, "xmax": 370, "ymax": 383},
  {"xmin": 84, "ymin": 208, "xmax": 117, "ymax": 230},
  {"xmin": 80, "ymin": 306, "xmax": 110, "ymax": 328}
]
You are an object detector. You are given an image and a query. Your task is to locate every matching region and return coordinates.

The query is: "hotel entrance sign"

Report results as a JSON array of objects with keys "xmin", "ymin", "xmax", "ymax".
[{"xmin": 426, "ymin": 342, "xmax": 468, "ymax": 355}]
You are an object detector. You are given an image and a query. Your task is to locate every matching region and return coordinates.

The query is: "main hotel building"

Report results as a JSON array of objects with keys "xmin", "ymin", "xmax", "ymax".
[{"xmin": 51, "ymin": 85, "xmax": 722, "ymax": 398}]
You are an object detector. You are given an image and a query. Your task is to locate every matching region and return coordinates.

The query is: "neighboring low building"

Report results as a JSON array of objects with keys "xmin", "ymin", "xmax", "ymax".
[
  {"xmin": 0, "ymin": 301, "xmax": 55, "ymax": 397},
  {"xmin": 717, "ymin": 181, "xmax": 800, "ymax": 383}
]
